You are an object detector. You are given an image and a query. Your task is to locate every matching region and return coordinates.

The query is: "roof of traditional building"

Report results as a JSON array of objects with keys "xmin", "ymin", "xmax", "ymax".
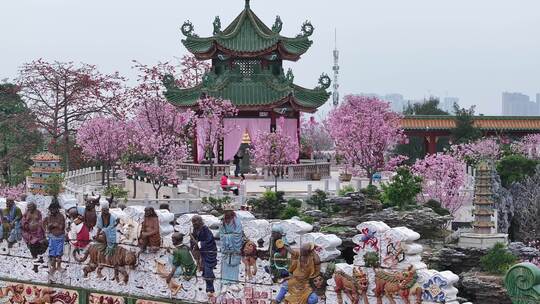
[
  {"xmin": 31, "ymin": 152, "xmax": 61, "ymax": 162},
  {"xmin": 180, "ymin": 0, "xmax": 314, "ymax": 60},
  {"xmin": 401, "ymin": 115, "xmax": 540, "ymax": 131},
  {"xmin": 164, "ymin": 69, "xmax": 331, "ymax": 113}
]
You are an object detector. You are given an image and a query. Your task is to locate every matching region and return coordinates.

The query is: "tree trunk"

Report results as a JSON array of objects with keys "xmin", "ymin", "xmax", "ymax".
[
  {"xmin": 106, "ymin": 166, "xmax": 111, "ymax": 188},
  {"xmin": 153, "ymin": 183, "xmax": 162, "ymax": 199},
  {"xmin": 132, "ymin": 177, "xmax": 137, "ymax": 199},
  {"xmin": 63, "ymin": 103, "xmax": 70, "ymax": 171},
  {"xmin": 101, "ymin": 166, "xmax": 105, "ymax": 186},
  {"xmin": 368, "ymin": 170, "xmax": 373, "ymax": 186}
]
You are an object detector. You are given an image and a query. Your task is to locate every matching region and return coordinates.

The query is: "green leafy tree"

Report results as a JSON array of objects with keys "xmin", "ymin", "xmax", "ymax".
[
  {"xmin": 0, "ymin": 83, "xmax": 43, "ymax": 185},
  {"xmin": 452, "ymin": 103, "xmax": 482, "ymax": 144},
  {"xmin": 45, "ymin": 174, "xmax": 64, "ymax": 198},
  {"xmin": 381, "ymin": 166, "xmax": 423, "ymax": 209},
  {"xmin": 496, "ymin": 154, "xmax": 539, "ymax": 187},
  {"xmin": 247, "ymin": 191, "xmax": 286, "ymax": 219},
  {"xmin": 480, "ymin": 243, "xmax": 518, "ymax": 274},
  {"xmin": 403, "ymin": 97, "xmax": 449, "ymax": 115}
]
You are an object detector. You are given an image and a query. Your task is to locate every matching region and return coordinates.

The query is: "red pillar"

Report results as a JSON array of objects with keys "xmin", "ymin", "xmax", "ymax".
[
  {"xmin": 425, "ymin": 134, "xmax": 438, "ymax": 155},
  {"xmin": 193, "ymin": 121, "xmax": 198, "ymax": 163}
]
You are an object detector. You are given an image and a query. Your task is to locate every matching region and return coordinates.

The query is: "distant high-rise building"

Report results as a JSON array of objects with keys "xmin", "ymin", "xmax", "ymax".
[
  {"xmin": 442, "ymin": 97, "xmax": 459, "ymax": 114},
  {"xmin": 502, "ymin": 92, "xmax": 539, "ymax": 116}
]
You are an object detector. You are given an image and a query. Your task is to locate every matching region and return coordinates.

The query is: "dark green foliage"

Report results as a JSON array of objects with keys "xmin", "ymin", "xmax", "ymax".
[
  {"xmin": 360, "ymin": 185, "xmax": 381, "ymax": 200},
  {"xmin": 45, "ymin": 174, "xmax": 64, "ymax": 198},
  {"xmin": 0, "ymin": 83, "xmax": 43, "ymax": 185},
  {"xmin": 287, "ymin": 198, "xmax": 303, "ymax": 209},
  {"xmin": 299, "ymin": 214, "xmax": 315, "ymax": 224},
  {"xmin": 247, "ymin": 191, "xmax": 286, "ymax": 219},
  {"xmin": 496, "ymin": 155, "xmax": 539, "ymax": 187},
  {"xmin": 338, "ymin": 184, "xmax": 356, "ymax": 197},
  {"xmin": 424, "ymin": 199, "xmax": 451, "ymax": 216},
  {"xmin": 452, "ymin": 103, "xmax": 482, "ymax": 144},
  {"xmin": 104, "ymin": 185, "xmax": 128, "ymax": 201},
  {"xmin": 202, "ymin": 196, "xmax": 233, "ymax": 213},
  {"xmin": 364, "ymin": 251, "xmax": 381, "ymax": 268},
  {"xmin": 381, "ymin": 167, "xmax": 423, "ymax": 209},
  {"xmin": 280, "ymin": 206, "xmax": 300, "ymax": 220},
  {"xmin": 306, "ymin": 189, "xmax": 328, "ymax": 211},
  {"xmin": 403, "ymin": 97, "xmax": 449, "ymax": 115},
  {"xmin": 480, "ymin": 243, "xmax": 518, "ymax": 274}
]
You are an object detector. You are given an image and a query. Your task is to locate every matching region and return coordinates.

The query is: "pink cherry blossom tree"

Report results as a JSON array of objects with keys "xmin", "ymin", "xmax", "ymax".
[
  {"xmin": 412, "ymin": 153, "xmax": 467, "ymax": 215},
  {"xmin": 450, "ymin": 137, "xmax": 501, "ymax": 165},
  {"xmin": 327, "ymin": 95, "xmax": 406, "ymax": 185},
  {"xmin": 195, "ymin": 96, "xmax": 238, "ymax": 166},
  {"xmin": 76, "ymin": 117, "xmax": 129, "ymax": 187},
  {"xmin": 512, "ymin": 134, "xmax": 540, "ymax": 160},
  {"xmin": 301, "ymin": 116, "xmax": 333, "ymax": 160},
  {"xmin": 0, "ymin": 183, "xmax": 26, "ymax": 201},
  {"xmin": 128, "ymin": 62, "xmax": 195, "ymax": 198},
  {"xmin": 250, "ymin": 117, "xmax": 299, "ymax": 191},
  {"xmin": 17, "ymin": 59, "xmax": 130, "ymax": 170}
]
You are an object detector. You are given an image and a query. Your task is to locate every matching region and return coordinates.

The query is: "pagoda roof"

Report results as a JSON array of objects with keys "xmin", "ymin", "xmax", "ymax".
[
  {"xmin": 402, "ymin": 115, "xmax": 540, "ymax": 131},
  {"xmin": 164, "ymin": 69, "xmax": 331, "ymax": 113},
  {"xmin": 31, "ymin": 152, "xmax": 61, "ymax": 162},
  {"xmin": 180, "ymin": 0, "xmax": 314, "ymax": 60}
]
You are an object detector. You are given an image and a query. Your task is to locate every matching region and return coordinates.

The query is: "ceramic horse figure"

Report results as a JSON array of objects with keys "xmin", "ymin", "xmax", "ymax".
[
  {"xmin": 374, "ymin": 265, "xmax": 422, "ymax": 304},
  {"xmin": 334, "ymin": 266, "xmax": 369, "ymax": 304}
]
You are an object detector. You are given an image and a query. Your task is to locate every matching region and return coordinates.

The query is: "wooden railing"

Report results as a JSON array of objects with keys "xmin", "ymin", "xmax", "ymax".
[
  {"xmin": 261, "ymin": 163, "xmax": 331, "ymax": 181},
  {"xmin": 178, "ymin": 163, "xmax": 231, "ymax": 180}
]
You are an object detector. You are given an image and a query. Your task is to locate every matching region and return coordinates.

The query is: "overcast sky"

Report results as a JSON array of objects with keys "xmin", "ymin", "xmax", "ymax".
[{"xmin": 1, "ymin": 0, "xmax": 539, "ymax": 115}]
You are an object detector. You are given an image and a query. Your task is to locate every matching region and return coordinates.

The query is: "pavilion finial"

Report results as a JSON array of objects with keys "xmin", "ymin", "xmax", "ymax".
[{"xmin": 245, "ymin": 0, "xmax": 250, "ymax": 9}]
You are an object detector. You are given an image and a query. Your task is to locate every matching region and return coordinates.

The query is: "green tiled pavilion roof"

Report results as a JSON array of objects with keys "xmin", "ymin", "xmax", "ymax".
[
  {"xmin": 180, "ymin": 1, "xmax": 314, "ymax": 60},
  {"xmin": 164, "ymin": 69, "xmax": 331, "ymax": 113}
]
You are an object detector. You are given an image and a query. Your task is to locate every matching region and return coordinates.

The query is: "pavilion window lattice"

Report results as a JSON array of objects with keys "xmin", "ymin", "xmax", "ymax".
[{"xmin": 233, "ymin": 59, "xmax": 261, "ymax": 77}]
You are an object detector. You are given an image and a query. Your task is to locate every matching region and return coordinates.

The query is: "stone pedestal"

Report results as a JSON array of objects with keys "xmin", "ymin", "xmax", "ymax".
[{"xmin": 458, "ymin": 232, "xmax": 508, "ymax": 249}]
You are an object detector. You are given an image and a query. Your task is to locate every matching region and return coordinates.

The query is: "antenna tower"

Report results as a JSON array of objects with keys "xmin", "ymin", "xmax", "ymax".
[{"xmin": 332, "ymin": 29, "xmax": 340, "ymax": 107}]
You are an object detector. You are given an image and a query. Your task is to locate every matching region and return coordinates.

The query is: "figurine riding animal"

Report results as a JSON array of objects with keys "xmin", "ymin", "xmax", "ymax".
[
  {"xmin": 374, "ymin": 265, "xmax": 422, "ymax": 304},
  {"xmin": 334, "ymin": 267, "xmax": 369, "ymax": 304},
  {"xmin": 74, "ymin": 233, "xmax": 138, "ymax": 284}
]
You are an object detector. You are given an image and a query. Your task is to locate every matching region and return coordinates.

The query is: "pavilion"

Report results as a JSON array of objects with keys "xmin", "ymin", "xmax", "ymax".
[
  {"xmin": 164, "ymin": 0, "xmax": 331, "ymax": 165},
  {"xmin": 402, "ymin": 115, "xmax": 540, "ymax": 154}
]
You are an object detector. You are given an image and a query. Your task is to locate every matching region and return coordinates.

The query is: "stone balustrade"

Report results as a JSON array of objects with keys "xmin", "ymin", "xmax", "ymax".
[
  {"xmin": 261, "ymin": 162, "xmax": 331, "ymax": 181},
  {"xmin": 178, "ymin": 163, "xmax": 231, "ymax": 180}
]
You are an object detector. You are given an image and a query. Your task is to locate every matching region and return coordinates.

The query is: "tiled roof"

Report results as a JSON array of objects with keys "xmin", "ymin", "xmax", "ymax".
[
  {"xmin": 181, "ymin": 3, "xmax": 312, "ymax": 59},
  {"xmin": 31, "ymin": 152, "xmax": 61, "ymax": 162},
  {"xmin": 402, "ymin": 116, "xmax": 540, "ymax": 131}
]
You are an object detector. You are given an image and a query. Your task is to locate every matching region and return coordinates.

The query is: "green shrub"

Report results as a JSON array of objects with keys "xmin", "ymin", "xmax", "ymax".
[
  {"xmin": 496, "ymin": 155, "xmax": 539, "ymax": 187},
  {"xmin": 360, "ymin": 184, "xmax": 381, "ymax": 200},
  {"xmin": 338, "ymin": 184, "xmax": 356, "ymax": 197},
  {"xmin": 480, "ymin": 243, "xmax": 518, "ymax": 274},
  {"xmin": 45, "ymin": 174, "xmax": 64, "ymax": 198},
  {"xmin": 381, "ymin": 167, "xmax": 422, "ymax": 209},
  {"xmin": 104, "ymin": 185, "xmax": 128, "ymax": 201},
  {"xmin": 247, "ymin": 191, "xmax": 286, "ymax": 219},
  {"xmin": 306, "ymin": 189, "xmax": 328, "ymax": 210},
  {"xmin": 202, "ymin": 196, "xmax": 233, "ymax": 213},
  {"xmin": 280, "ymin": 206, "xmax": 300, "ymax": 220},
  {"xmin": 299, "ymin": 214, "xmax": 315, "ymax": 224},
  {"xmin": 287, "ymin": 198, "xmax": 303, "ymax": 209},
  {"xmin": 425, "ymin": 199, "xmax": 451, "ymax": 216}
]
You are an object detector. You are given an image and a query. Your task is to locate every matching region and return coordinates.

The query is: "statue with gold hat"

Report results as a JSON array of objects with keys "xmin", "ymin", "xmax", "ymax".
[{"xmin": 272, "ymin": 242, "xmax": 321, "ymax": 304}]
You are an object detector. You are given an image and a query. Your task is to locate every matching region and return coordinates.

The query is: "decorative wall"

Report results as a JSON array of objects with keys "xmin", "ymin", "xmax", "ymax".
[{"xmin": 0, "ymin": 194, "xmax": 460, "ymax": 304}]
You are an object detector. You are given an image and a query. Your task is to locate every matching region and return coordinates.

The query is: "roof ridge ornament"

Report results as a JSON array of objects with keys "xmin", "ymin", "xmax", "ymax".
[
  {"xmin": 245, "ymin": 0, "xmax": 250, "ymax": 9},
  {"xmin": 272, "ymin": 16, "xmax": 283, "ymax": 33},
  {"xmin": 213, "ymin": 16, "xmax": 221, "ymax": 35},
  {"xmin": 317, "ymin": 73, "xmax": 331, "ymax": 90},
  {"xmin": 181, "ymin": 20, "xmax": 197, "ymax": 37},
  {"xmin": 298, "ymin": 20, "xmax": 314, "ymax": 38}
]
